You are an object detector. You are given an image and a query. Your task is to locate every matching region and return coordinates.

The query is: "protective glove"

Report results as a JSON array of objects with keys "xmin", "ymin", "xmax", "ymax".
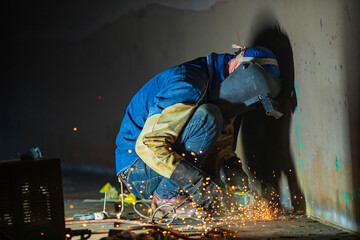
[
  {"xmin": 219, "ymin": 157, "xmax": 249, "ymax": 192},
  {"xmin": 169, "ymin": 159, "xmax": 227, "ymax": 214}
]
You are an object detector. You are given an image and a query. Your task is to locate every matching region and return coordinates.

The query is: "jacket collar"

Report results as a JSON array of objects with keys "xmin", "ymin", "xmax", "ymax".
[{"xmin": 206, "ymin": 53, "xmax": 234, "ymax": 93}]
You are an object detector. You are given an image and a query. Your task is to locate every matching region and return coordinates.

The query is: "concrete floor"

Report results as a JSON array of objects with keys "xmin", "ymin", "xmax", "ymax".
[{"xmin": 63, "ymin": 171, "xmax": 360, "ymax": 240}]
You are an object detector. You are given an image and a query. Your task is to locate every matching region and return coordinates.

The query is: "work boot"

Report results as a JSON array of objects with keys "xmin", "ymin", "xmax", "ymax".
[
  {"xmin": 151, "ymin": 193, "xmax": 205, "ymax": 219},
  {"xmin": 219, "ymin": 157, "xmax": 249, "ymax": 192}
]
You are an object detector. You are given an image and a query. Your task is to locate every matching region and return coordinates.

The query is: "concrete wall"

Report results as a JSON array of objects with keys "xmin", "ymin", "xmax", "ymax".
[{"xmin": 1, "ymin": 0, "xmax": 359, "ymax": 231}]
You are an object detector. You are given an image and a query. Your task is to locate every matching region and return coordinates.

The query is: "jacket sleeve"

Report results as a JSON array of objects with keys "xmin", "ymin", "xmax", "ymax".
[
  {"xmin": 135, "ymin": 103, "xmax": 198, "ymax": 178},
  {"xmin": 135, "ymin": 74, "xmax": 208, "ymax": 178},
  {"xmin": 207, "ymin": 117, "xmax": 238, "ymax": 174}
]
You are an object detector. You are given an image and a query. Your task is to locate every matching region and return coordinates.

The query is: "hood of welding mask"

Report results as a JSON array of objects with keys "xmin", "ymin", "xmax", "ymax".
[{"xmin": 209, "ymin": 61, "xmax": 283, "ymax": 119}]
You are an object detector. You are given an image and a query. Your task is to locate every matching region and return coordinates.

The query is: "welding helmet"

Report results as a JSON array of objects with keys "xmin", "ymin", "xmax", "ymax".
[{"xmin": 210, "ymin": 46, "xmax": 282, "ymax": 119}]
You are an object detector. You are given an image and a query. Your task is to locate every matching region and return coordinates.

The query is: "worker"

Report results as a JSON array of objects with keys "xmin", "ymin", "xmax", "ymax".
[{"xmin": 115, "ymin": 44, "xmax": 281, "ymax": 217}]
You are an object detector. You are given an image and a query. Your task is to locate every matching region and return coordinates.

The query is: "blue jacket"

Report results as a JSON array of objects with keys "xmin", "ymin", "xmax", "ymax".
[{"xmin": 115, "ymin": 53, "xmax": 233, "ymax": 176}]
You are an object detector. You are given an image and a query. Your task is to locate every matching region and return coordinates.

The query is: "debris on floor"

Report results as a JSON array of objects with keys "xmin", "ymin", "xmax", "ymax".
[{"xmin": 63, "ymin": 173, "xmax": 360, "ymax": 240}]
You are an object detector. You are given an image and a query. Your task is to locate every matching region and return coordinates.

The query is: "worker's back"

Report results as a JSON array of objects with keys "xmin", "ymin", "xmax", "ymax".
[{"xmin": 115, "ymin": 56, "xmax": 211, "ymax": 176}]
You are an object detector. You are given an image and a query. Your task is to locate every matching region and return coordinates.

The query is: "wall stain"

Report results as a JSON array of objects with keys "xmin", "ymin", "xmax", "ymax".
[
  {"xmin": 335, "ymin": 155, "xmax": 342, "ymax": 169},
  {"xmin": 307, "ymin": 151, "xmax": 339, "ymax": 210}
]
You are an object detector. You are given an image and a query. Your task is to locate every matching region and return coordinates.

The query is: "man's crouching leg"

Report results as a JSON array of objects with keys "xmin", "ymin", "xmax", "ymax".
[{"xmin": 152, "ymin": 103, "xmax": 223, "ymax": 216}]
